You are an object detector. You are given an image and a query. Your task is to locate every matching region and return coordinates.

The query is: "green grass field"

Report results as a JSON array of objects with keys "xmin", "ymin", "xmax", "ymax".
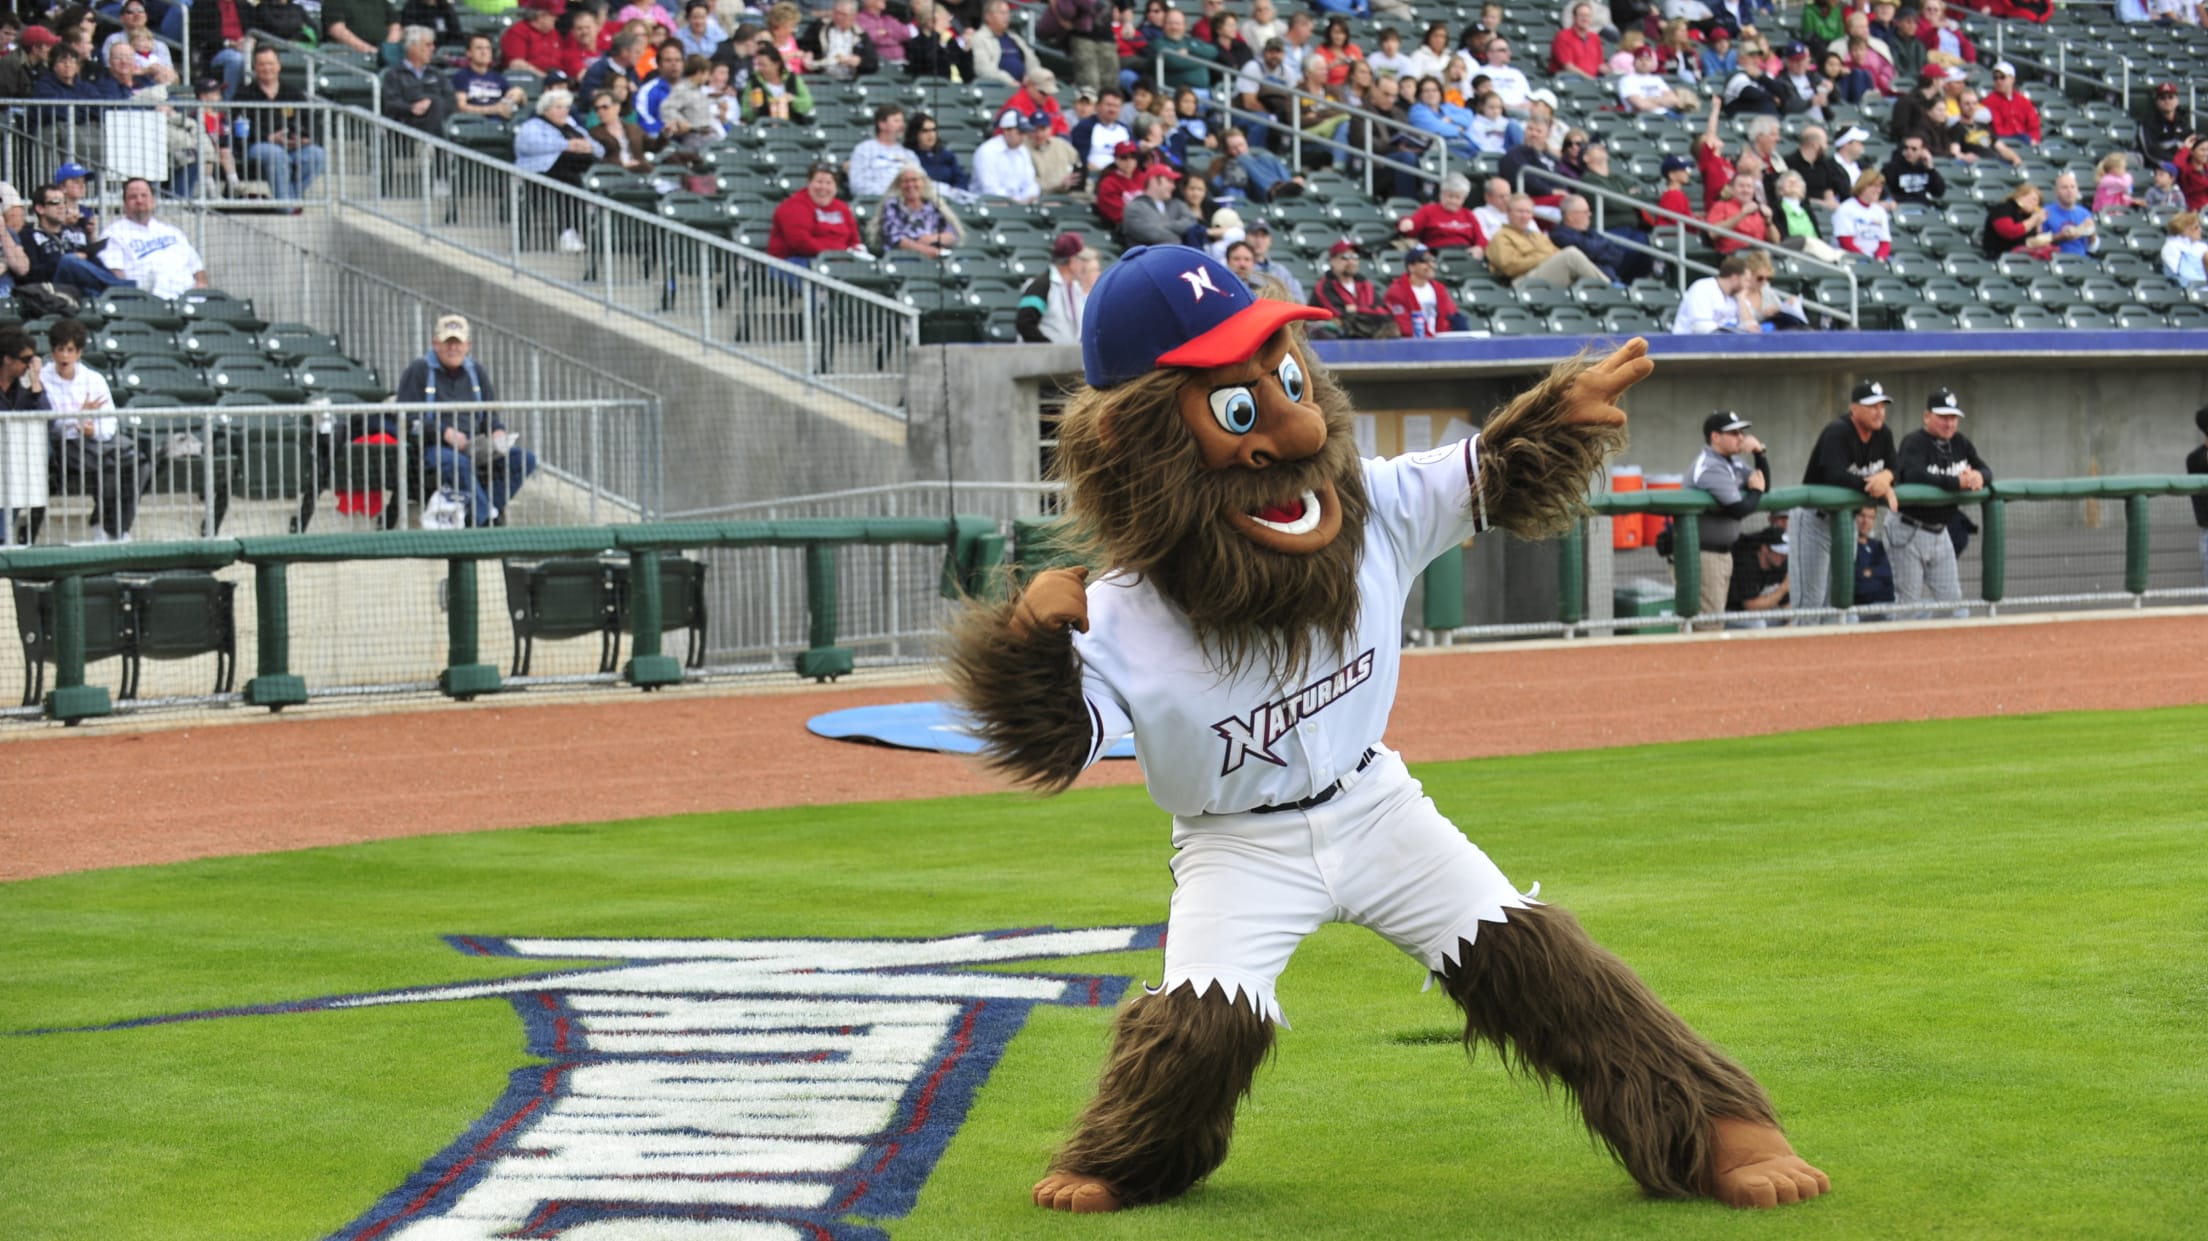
[{"xmin": 4, "ymin": 707, "xmax": 2205, "ymax": 1240}]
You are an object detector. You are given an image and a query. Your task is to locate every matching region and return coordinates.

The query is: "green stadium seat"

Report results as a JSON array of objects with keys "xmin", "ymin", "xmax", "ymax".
[
  {"xmin": 2062, "ymin": 306, "xmax": 2114, "ymax": 330},
  {"xmin": 2166, "ymin": 304, "xmax": 2208, "ymax": 328},
  {"xmin": 501, "ymin": 558, "xmax": 621, "ymax": 676},
  {"xmin": 116, "ymin": 357, "xmax": 216, "ymax": 405},
  {"xmin": 1899, "ymin": 307, "xmax": 1954, "ymax": 331},
  {"xmin": 11, "ymin": 577, "xmax": 132, "ymax": 706},
  {"xmin": 261, "ymin": 324, "xmax": 343, "ymax": 365},
  {"xmin": 177, "ymin": 321, "xmax": 261, "ymax": 365},
  {"xmin": 176, "ymin": 292, "xmax": 267, "ymax": 335},
  {"xmin": 2111, "ymin": 306, "xmax": 2170, "ymax": 330},
  {"xmin": 206, "ymin": 358, "xmax": 305, "ymax": 402},
  {"xmin": 293, "ymin": 357, "xmax": 385, "ymax": 400},
  {"xmin": 130, "ymin": 571, "xmax": 237, "ymax": 696},
  {"xmin": 1955, "ymin": 305, "xmax": 2010, "ymax": 330},
  {"xmin": 94, "ymin": 288, "xmax": 183, "ymax": 330},
  {"xmin": 1485, "ymin": 307, "xmax": 1543, "ymax": 335}
]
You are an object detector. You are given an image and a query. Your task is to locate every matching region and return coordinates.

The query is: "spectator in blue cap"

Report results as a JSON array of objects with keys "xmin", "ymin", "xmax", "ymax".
[{"xmin": 1647, "ymin": 153, "xmax": 1697, "ymax": 230}]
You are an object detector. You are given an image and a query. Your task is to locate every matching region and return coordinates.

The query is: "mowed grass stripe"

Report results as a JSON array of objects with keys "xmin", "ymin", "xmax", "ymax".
[{"xmin": 2, "ymin": 707, "xmax": 2204, "ymax": 1240}]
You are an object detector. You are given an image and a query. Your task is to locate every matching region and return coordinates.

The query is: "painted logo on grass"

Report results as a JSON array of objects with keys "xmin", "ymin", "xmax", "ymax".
[{"xmin": 65, "ymin": 925, "xmax": 1163, "ymax": 1241}]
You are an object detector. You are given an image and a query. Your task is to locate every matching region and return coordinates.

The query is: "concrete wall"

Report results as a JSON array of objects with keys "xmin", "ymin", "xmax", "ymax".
[{"xmin": 314, "ymin": 213, "xmax": 923, "ymax": 515}]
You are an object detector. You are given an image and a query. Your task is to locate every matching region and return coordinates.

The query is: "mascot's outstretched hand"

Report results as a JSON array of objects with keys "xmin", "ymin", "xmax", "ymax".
[{"xmin": 1475, "ymin": 336, "xmax": 1647, "ymax": 538}]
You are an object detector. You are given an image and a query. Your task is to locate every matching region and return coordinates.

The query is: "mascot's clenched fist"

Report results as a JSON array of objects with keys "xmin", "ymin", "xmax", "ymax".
[{"xmin": 947, "ymin": 246, "xmax": 1828, "ymax": 1216}]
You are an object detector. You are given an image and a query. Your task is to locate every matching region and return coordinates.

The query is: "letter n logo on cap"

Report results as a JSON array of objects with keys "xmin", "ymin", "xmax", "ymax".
[{"xmin": 1178, "ymin": 266, "xmax": 1222, "ymax": 301}]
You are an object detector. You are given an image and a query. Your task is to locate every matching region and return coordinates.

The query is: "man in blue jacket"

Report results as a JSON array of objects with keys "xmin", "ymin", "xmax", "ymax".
[{"xmin": 392, "ymin": 315, "xmax": 538, "ymax": 527}]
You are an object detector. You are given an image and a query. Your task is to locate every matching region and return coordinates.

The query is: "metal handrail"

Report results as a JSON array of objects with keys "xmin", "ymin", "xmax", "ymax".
[
  {"xmin": 252, "ymin": 31, "xmax": 385, "ymax": 116},
  {"xmin": 333, "ymin": 109, "xmax": 921, "ymax": 416},
  {"xmin": 1151, "ymin": 45, "xmax": 1455, "ymax": 195},
  {"xmin": 1518, "ymin": 166, "xmax": 1862, "ymax": 326}
]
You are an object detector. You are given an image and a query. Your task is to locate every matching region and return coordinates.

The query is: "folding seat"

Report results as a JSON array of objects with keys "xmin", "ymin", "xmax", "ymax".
[
  {"xmin": 1974, "ymin": 278, "xmax": 2027, "ymax": 311},
  {"xmin": 1602, "ymin": 309, "xmax": 1660, "ymax": 334},
  {"xmin": 1484, "ymin": 307, "xmax": 1544, "ymax": 335},
  {"xmin": 2111, "ymin": 306, "xmax": 2171, "ymax": 330},
  {"xmin": 1954, "ymin": 305, "xmax": 2011, "ymax": 330},
  {"xmin": 1899, "ymin": 306, "xmax": 1955, "ymax": 331},
  {"xmin": 177, "ymin": 321, "xmax": 260, "ymax": 366},
  {"xmin": 2007, "ymin": 304, "xmax": 2063, "ymax": 330},
  {"xmin": 2061, "ymin": 305, "xmax": 2115, "ymax": 330},
  {"xmin": 1546, "ymin": 308, "xmax": 1603, "ymax": 335}
]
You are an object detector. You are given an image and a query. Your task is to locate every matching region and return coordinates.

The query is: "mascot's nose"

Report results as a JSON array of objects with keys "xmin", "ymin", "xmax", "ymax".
[{"xmin": 1236, "ymin": 385, "xmax": 1326, "ymax": 470}]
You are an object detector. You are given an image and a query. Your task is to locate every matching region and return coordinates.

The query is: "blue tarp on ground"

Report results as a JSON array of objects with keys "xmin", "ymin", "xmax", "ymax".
[{"xmin": 808, "ymin": 701, "xmax": 1138, "ymax": 759}]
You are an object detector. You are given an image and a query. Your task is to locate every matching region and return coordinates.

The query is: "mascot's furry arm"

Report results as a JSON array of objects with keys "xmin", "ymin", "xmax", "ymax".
[
  {"xmin": 944, "ymin": 566, "xmax": 1095, "ymax": 794},
  {"xmin": 1474, "ymin": 338, "xmax": 1645, "ymax": 538}
]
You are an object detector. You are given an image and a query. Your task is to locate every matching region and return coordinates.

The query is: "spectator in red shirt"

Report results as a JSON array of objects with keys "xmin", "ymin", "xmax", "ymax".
[
  {"xmin": 1396, "ymin": 172, "xmax": 1486, "ymax": 256},
  {"xmin": 1549, "ymin": 3, "xmax": 1604, "ymax": 79},
  {"xmin": 1092, "ymin": 140, "xmax": 1148, "ymax": 226},
  {"xmin": 1693, "ymin": 95, "xmax": 1736, "ymax": 211},
  {"xmin": 1382, "ymin": 246, "xmax": 1469, "ymax": 335},
  {"xmin": 2181, "ymin": 139, "xmax": 2208, "ymax": 213},
  {"xmin": 1310, "ymin": 239, "xmax": 1389, "ymax": 329},
  {"xmin": 768, "ymin": 164, "xmax": 864, "ymax": 263},
  {"xmin": 1647, "ymin": 152, "xmax": 1697, "ymax": 230},
  {"xmin": 501, "ymin": 0, "xmax": 566, "ymax": 72},
  {"xmin": 1983, "ymin": 62, "xmax": 2040, "ymax": 145},
  {"xmin": 1706, "ymin": 173, "xmax": 1773, "ymax": 254}
]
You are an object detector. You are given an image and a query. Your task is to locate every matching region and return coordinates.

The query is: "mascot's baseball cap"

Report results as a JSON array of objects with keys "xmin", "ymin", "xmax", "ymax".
[
  {"xmin": 1081, "ymin": 245, "xmax": 1332, "ymax": 388},
  {"xmin": 1850, "ymin": 379, "xmax": 1892, "ymax": 406},
  {"xmin": 1703, "ymin": 411, "xmax": 1752, "ymax": 437},
  {"xmin": 1926, "ymin": 387, "xmax": 1965, "ymax": 416}
]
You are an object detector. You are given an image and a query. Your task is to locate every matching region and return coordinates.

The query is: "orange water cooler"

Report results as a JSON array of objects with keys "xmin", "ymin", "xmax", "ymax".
[{"xmin": 1611, "ymin": 467, "xmax": 1644, "ymax": 549}]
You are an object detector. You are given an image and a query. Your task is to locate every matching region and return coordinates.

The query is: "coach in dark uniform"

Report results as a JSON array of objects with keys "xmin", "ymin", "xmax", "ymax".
[
  {"xmin": 1891, "ymin": 386, "xmax": 1990, "ymax": 619},
  {"xmin": 1725, "ymin": 527, "xmax": 1790, "ymax": 625},
  {"xmin": 1687, "ymin": 410, "xmax": 1769, "ymax": 626},
  {"xmin": 1791, "ymin": 378, "xmax": 1899, "ymax": 621}
]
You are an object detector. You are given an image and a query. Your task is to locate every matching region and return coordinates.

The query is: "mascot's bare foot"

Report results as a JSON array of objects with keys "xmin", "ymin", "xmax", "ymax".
[
  {"xmin": 1033, "ymin": 1172, "xmax": 1123, "ymax": 1213},
  {"xmin": 1706, "ymin": 1117, "xmax": 1831, "ymax": 1209}
]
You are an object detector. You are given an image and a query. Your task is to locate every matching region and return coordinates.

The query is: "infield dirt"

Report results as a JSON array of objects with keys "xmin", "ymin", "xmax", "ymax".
[{"xmin": 5, "ymin": 611, "xmax": 2205, "ymax": 882}]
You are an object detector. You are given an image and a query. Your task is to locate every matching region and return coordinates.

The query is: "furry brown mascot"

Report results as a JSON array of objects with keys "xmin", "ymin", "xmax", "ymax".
[{"xmin": 946, "ymin": 246, "xmax": 1829, "ymax": 1215}]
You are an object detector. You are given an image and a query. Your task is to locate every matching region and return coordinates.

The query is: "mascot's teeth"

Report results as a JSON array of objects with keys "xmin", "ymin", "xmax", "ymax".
[{"xmin": 1248, "ymin": 490, "xmax": 1323, "ymax": 536}]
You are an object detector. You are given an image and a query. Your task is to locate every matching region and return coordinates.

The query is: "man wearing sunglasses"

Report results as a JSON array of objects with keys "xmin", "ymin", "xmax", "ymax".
[
  {"xmin": 0, "ymin": 326, "xmax": 47, "ymax": 548},
  {"xmin": 19, "ymin": 184, "xmax": 126, "ymax": 298}
]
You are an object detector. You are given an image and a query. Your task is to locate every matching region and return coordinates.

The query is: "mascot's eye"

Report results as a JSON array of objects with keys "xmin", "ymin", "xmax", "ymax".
[
  {"xmin": 1275, "ymin": 354, "xmax": 1306, "ymax": 403},
  {"xmin": 1208, "ymin": 386, "xmax": 1259, "ymax": 435}
]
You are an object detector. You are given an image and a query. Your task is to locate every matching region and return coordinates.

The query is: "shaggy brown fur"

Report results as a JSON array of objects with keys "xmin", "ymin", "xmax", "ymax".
[
  {"xmin": 1474, "ymin": 353, "xmax": 1633, "ymax": 539},
  {"xmin": 1439, "ymin": 903, "xmax": 1777, "ymax": 1199},
  {"xmin": 1049, "ymin": 982, "xmax": 1277, "ymax": 1206},
  {"xmin": 942, "ymin": 590, "xmax": 1094, "ymax": 793},
  {"xmin": 1047, "ymin": 331, "xmax": 1373, "ymax": 684}
]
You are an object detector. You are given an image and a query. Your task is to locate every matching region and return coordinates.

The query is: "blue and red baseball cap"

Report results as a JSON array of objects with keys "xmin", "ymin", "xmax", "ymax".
[{"xmin": 1081, "ymin": 245, "xmax": 1332, "ymax": 388}]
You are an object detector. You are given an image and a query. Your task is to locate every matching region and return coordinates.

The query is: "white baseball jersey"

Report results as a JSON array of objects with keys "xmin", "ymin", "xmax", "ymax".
[
  {"xmin": 100, "ymin": 217, "xmax": 205, "ymax": 300},
  {"xmin": 1073, "ymin": 439, "xmax": 1482, "ymax": 818}
]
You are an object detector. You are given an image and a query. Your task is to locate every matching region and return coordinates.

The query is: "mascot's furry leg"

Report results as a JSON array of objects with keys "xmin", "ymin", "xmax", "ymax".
[
  {"xmin": 1440, "ymin": 904, "xmax": 1828, "ymax": 1209},
  {"xmin": 1033, "ymin": 982, "xmax": 1275, "ymax": 1213}
]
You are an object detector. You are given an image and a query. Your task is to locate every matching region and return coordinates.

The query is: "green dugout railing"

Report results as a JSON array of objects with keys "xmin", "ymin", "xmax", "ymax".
[
  {"xmin": 1, "ymin": 517, "xmax": 1006, "ymax": 724},
  {"xmin": 1005, "ymin": 475, "xmax": 2208, "ymax": 633},
  {"xmin": 1546, "ymin": 474, "xmax": 2208, "ymax": 628}
]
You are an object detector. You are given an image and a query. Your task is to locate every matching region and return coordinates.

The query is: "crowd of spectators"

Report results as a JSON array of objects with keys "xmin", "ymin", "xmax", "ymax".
[{"xmin": 7, "ymin": 0, "xmax": 2198, "ymax": 331}]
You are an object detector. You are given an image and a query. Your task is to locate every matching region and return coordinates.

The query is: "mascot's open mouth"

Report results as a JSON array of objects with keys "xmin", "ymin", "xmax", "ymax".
[
  {"xmin": 1249, "ymin": 490, "xmax": 1322, "ymax": 535},
  {"xmin": 1225, "ymin": 481, "xmax": 1343, "ymax": 554}
]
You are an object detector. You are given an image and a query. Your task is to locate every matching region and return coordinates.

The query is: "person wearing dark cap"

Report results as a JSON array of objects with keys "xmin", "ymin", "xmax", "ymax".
[
  {"xmin": 1015, "ymin": 231, "xmax": 1092, "ymax": 343},
  {"xmin": 1380, "ymin": 246, "xmax": 1466, "ymax": 338},
  {"xmin": 1726, "ymin": 526, "xmax": 1791, "ymax": 622},
  {"xmin": 1244, "ymin": 218, "xmax": 1305, "ymax": 303},
  {"xmin": 1687, "ymin": 411, "xmax": 1770, "ymax": 623},
  {"xmin": 1791, "ymin": 378, "xmax": 1899, "ymax": 620},
  {"xmin": 1772, "ymin": 41, "xmax": 1832, "ymax": 119},
  {"xmin": 1646, "ymin": 152, "xmax": 1697, "ymax": 230},
  {"xmin": 1309, "ymin": 238, "xmax": 1392, "ymax": 337},
  {"xmin": 0, "ymin": 25, "xmax": 60, "ymax": 98},
  {"xmin": 971, "ymin": 111, "xmax": 1043, "ymax": 204},
  {"xmin": 2135, "ymin": 82, "xmax": 2193, "ymax": 169},
  {"xmin": 1891, "ymin": 387, "xmax": 1990, "ymax": 619}
]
